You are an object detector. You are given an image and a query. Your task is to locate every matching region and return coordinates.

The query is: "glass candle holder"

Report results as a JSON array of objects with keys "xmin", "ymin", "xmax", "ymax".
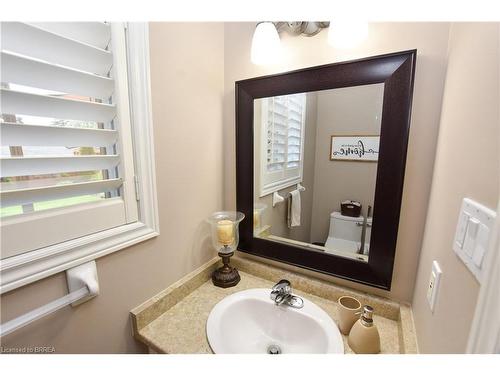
[
  {"xmin": 206, "ymin": 211, "xmax": 245, "ymax": 288},
  {"xmin": 206, "ymin": 211, "xmax": 245, "ymax": 254}
]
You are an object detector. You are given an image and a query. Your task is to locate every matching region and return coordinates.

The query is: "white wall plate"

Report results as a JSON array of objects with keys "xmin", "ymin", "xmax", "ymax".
[{"xmin": 453, "ymin": 198, "xmax": 497, "ymax": 283}]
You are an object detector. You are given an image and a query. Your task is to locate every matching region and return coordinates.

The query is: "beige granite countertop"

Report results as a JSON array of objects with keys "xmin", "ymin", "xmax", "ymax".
[{"xmin": 132, "ymin": 267, "xmax": 404, "ymax": 354}]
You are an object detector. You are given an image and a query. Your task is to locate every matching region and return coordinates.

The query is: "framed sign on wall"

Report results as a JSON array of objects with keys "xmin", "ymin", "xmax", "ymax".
[{"xmin": 330, "ymin": 135, "xmax": 380, "ymax": 162}]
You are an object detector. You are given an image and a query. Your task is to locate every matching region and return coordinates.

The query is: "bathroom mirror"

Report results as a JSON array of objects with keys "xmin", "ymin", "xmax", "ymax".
[
  {"xmin": 253, "ymin": 84, "xmax": 383, "ymax": 263},
  {"xmin": 236, "ymin": 50, "xmax": 416, "ymax": 289}
]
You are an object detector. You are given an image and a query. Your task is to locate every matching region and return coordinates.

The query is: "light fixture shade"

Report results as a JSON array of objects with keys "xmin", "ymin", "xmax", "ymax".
[
  {"xmin": 251, "ymin": 22, "xmax": 282, "ymax": 65},
  {"xmin": 327, "ymin": 21, "xmax": 369, "ymax": 48}
]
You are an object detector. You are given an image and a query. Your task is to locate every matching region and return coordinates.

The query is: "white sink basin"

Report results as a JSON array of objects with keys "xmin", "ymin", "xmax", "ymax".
[{"xmin": 206, "ymin": 288, "xmax": 344, "ymax": 354}]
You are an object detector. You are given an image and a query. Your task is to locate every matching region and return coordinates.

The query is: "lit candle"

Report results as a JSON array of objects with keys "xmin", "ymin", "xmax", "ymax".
[{"xmin": 217, "ymin": 220, "xmax": 234, "ymax": 246}]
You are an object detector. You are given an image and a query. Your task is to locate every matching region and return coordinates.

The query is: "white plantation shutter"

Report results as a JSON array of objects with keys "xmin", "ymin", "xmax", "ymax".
[
  {"xmin": 285, "ymin": 94, "xmax": 305, "ymax": 168},
  {"xmin": 0, "ymin": 22, "xmax": 138, "ymax": 258},
  {"xmin": 266, "ymin": 96, "xmax": 287, "ymax": 172},
  {"xmin": 260, "ymin": 93, "xmax": 306, "ymax": 196}
]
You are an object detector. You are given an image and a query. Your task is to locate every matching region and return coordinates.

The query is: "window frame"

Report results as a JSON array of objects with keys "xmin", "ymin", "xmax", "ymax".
[{"xmin": 0, "ymin": 23, "xmax": 160, "ymax": 294}]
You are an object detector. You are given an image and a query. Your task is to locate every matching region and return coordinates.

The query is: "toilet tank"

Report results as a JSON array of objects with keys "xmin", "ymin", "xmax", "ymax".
[{"xmin": 329, "ymin": 211, "xmax": 364, "ymax": 242}]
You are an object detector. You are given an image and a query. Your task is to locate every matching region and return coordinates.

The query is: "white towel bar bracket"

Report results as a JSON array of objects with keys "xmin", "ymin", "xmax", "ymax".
[
  {"xmin": 272, "ymin": 191, "xmax": 285, "ymax": 207},
  {"xmin": 272, "ymin": 184, "xmax": 305, "ymax": 208},
  {"xmin": 0, "ymin": 260, "xmax": 99, "ymax": 337},
  {"xmin": 67, "ymin": 260, "xmax": 99, "ymax": 307}
]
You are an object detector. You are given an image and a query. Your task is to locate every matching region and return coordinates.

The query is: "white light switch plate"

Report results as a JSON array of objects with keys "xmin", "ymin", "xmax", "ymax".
[
  {"xmin": 426, "ymin": 260, "xmax": 442, "ymax": 312},
  {"xmin": 453, "ymin": 198, "xmax": 496, "ymax": 283}
]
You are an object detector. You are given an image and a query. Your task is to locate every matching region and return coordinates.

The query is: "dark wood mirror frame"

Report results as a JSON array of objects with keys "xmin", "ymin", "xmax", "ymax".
[{"xmin": 235, "ymin": 50, "xmax": 416, "ymax": 290}]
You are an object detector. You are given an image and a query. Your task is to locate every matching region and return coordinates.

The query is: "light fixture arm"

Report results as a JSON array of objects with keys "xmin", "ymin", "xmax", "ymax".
[{"xmin": 273, "ymin": 21, "xmax": 330, "ymax": 37}]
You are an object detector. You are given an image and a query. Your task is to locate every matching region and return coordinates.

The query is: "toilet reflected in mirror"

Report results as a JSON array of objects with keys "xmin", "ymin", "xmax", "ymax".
[
  {"xmin": 253, "ymin": 83, "xmax": 384, "ymax": 261},
  {"xmin": 325, "ymin": 211, "xmax": 372, "ymax": 258}
]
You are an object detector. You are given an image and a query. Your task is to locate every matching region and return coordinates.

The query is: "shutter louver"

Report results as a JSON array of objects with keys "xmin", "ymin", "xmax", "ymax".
[
  {"xmin": 0, "ymin": 22, "xmax": 123, "ymax": 216},
  {"xmin": 1, "ymin": 23, "xmax": 112, "ymax": 75},
  {"xmin": 1, "ymin": 51, "xmax": 114, "ymax": 99},
  {"xmin": 26, "ymin": 22, "xmax": 112, "ymax": 49},
  {"xmin": 2, "ymin": 179, "xmax": 122, "ymax": 207},
  {"xmin": 1, "ymin": 155, "xmax": 120, "ymax": 177},
  {"xmin": 0, "ymin": 122, "xmax": 118, "ymax": 147},
  {"xmin": 1, "ymin": 88, "xmax": 116, "ymax": 123}
]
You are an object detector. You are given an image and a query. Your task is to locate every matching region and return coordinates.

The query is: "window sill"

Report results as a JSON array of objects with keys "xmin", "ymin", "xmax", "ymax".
[{"xmin": 260, "ymin": 176, "xmax": 303, "ymax": 198}]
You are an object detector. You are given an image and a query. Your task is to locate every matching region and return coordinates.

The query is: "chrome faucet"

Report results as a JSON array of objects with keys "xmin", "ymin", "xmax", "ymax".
[{"xmin": 270, "ymin": 279, "xmax": 304, "ymax": 308}]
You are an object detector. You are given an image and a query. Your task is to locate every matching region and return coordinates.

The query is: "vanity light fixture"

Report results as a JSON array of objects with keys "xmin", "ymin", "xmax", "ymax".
[
  {"xmin": 251, "ymin": 22, "xmax": 330, "ymax": 65},
  {"xmin": 251, "ymin": 21, "xmax": 369, "ymax": 65}
]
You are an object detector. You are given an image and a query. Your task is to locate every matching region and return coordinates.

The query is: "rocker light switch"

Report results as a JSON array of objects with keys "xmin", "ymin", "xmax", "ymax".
[
  {"xmin": 463, "ymin": 217, "xmax": 480, "ymax": 257},
  {"xmin": 472, "ymin": 224, "xmax": 489, "ymax": 268},
  {"xmin": 455, "ymin": 211, "xmax": 470, "ymax": 248}
]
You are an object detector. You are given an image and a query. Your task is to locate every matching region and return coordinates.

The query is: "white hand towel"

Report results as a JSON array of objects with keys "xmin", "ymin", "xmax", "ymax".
[{"xmin": 290, "ymin": 189, "xmax": 301, "ymax": 227}]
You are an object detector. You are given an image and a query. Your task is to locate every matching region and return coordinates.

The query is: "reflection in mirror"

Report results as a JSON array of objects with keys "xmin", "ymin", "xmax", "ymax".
[{"xmin": 253, "ymin": 83, "xmax": 384, "ymax": 262}]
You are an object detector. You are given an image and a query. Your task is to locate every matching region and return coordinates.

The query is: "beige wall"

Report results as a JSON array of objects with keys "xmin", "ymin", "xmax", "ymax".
[
  {"xmin": 0, "ymin": 23, "xmax": 225, "ymax": 353},
  {"xmin": 411, "ymin": 23, "xmax": 499, "ymax": 353},
  {"xmin": 224, "ymin": 22, "xmax": 450, "ymax": 302},
  {"xmin": 310, "ymin": 84, "xmax": 383, "ymax": 244},
  {"xmin": 253, "ymin": 93, "xmax": 318, "ymax": 243}
]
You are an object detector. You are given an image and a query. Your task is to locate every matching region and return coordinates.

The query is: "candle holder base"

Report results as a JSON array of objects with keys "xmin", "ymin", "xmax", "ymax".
[{"xmin": 212, "ymin": 251, "xmax": 240, "ymax": 288}]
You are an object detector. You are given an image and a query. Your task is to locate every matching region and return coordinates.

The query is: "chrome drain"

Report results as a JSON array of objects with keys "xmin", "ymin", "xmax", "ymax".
[{"xmin": 267, "ymin": 344, "xmax": 282, "ymax": 354}]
